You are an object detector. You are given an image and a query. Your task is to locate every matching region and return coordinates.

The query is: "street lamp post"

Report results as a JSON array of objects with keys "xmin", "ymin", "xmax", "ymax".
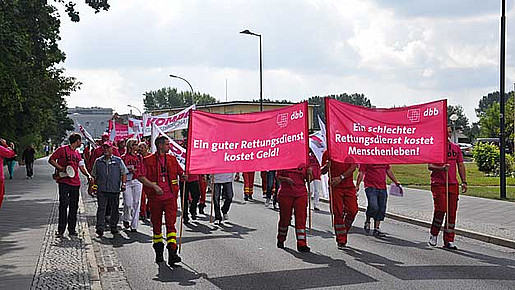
[
  {"xmin": 169, "ymin": 74, "xmax": 194, "ymax": 94},
  {"xmin": 450, "ymin": 114, "xmax": 459, "ymax": 143},
  {"xmin": 500, "ymin": 0, "xmax": 507, "ymax": 199},
  {"xmin": 127, "ymin": 104, "xmax": 142, "ymax": 116},
  {"xmin": 240, "ymin": 29, "xmax": 263, "ymax": 112}
]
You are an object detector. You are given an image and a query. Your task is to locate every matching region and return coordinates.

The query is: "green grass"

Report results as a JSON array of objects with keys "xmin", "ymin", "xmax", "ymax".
[{"xmin": 391, "ymin": 163, "xmax": 515, "ymax": 201}]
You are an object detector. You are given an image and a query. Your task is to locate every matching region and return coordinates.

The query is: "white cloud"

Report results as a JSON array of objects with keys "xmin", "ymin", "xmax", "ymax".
[{"xmin": 58, "ymin": 0, "xmax": 515, "ymax": 123}]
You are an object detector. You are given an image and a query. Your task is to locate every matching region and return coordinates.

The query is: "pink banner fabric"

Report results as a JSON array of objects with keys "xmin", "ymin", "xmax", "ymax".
[
  {"xmin": 325, "ymin": 98, "xmax": 447, "ymax": 165},
  {"xmin": 186, "ymin": 102, "xmax": 309, "ymax": 174}
]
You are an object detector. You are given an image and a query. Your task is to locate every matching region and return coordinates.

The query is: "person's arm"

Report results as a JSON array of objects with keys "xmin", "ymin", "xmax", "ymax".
[
  {"xmin": 79, "ymin": 160, "xmax": 93, "ymax": 184},
  {"xmin": 137, "ymin": 176, "xmax": 163, "ymax": 195},
  {"xmin": 386, "ymin": 168, "xmax": 400, "ymax": 186},
  {"xmin": 48, "ymin": 148, "xmax": 65, "ymax": 172},
  {"xmin": 321, "ymin": 160, "xmax": 330, "ymax": 175},
  {"xmin": 275, "ymin": 171, "xmax": 294, "ymax": 185},
  {"xmin": 119, "ymin": 159, "xmax": 129, "ymax": 191},
  {"xmin": 331, "ymin": 164, "xmax": 358, "ymax": 186},
  {"xmin": 458, "ymin": 162, "xmax": 467, "ymax": 193}
]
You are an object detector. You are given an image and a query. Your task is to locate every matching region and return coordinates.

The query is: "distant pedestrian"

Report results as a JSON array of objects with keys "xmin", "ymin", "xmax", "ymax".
[
  {"xmin": 355, "ymin": 164, "xmax": 400, "ymax": 237},
  {"xmin": 92, "ymin": 141, "xmax": 128, "ymax": 236},
  {"xmin": 275, "ymin": 165, "xmax": 312, "ymax": 253},
  {"xmin": 427, "ymin": 126, "xmax": 467, "ymax": 250},
  {"xmin": 308, "ymin": 151, "xmax": 322, "ymax": 211},
  {"xmin": 5, "ymin": 142, "xmax": 16, "ymax": 179},
  {"xmin": 243, "ymin": 172, "xmax": 255, "ymax": 201},
  {"xmin": 321, "ymin": 151, "xmax": 358, "ymax": 249},
  {"xmin": 49, "ymin": 133, "xmax": 94, "ymax": 237},
  {"xmin": 138, "ymin": 136, "xmax": 183, "ymax": 266},
  {"xmin": 0, "ymin": 138, "xmax": 16, "ymax": 208},
  {"xmin": 212, "ymin": 173, "xmax": 234, "ymax": 225},
  {"xmin": 117, "ymin": 139, "xmax": 127, "ymax": 156},
  {"xmin": 181, "ymin": 173, "xmax": 201, "ymax": 223},
  {"xmin": 265, "ymin": 170, "xmax": 279, "ymax": 209},
  {"xmin": 22, "ymin": 145, "xmax": 36, "ymax": 179},
  {"xmin": 138, "ymin": 142, "xmax": 151, "ymax": 221},
  {"xmin": 121, "ymin": 139, "xmax": 143, "ymax": 232},
  {"xmin": 44, "ymin": 144, "xmax": 50, "ymax": 156}
]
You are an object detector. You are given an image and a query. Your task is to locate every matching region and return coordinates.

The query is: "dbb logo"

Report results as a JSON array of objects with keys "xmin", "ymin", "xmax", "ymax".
[
  {"xmin": 423, "ymin": 107, "xmax": 439, "ymax": 117},
  {"xmin": 291, "ymin": 110, "xmax": 304, "ymax": 120}
]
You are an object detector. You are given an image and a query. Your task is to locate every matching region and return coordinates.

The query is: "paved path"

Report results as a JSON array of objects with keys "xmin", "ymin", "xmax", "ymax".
[{"xmin": 0, "ymin": 158, "xmax": 95, "ymax": 289}]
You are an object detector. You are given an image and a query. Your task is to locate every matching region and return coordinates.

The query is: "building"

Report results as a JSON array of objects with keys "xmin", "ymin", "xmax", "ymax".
[
  {"xmin": 67, "ymin": 107, "xmax": 113, "ymax": 139},
  {"xmin": 151, "ymin": 100, "xmax": 316, "ymax": 132}
]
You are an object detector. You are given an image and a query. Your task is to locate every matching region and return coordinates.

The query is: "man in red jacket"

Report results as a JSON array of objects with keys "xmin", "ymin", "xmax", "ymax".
[
  {"xmin": 428, "ymin": 126, "xmax": 467, "ymax": 250},
  {"xmin": 138, "ymin": 136, "xmax": 183, "ymax": 266},
  {"xmin": 276, "ymin": 165, "xmax": 312, "ymax": 252},
  {"xmin": 321, "ymin": 151, "xmax": 358, "ymax": 249}
]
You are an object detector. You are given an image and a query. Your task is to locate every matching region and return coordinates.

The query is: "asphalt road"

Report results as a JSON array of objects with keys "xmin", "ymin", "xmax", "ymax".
[{"xmin": 93, "ymin": 182, "xmax": 515, "ymax": 290}]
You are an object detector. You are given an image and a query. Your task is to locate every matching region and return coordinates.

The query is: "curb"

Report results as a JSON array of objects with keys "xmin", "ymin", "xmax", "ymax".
[
  {"xmin": 242, "ymin": 179, "xmax": 515, "ymax": 250},
  {"xmin": 79, "ymin": 196, "xmax": 102, "ymax": 290}
]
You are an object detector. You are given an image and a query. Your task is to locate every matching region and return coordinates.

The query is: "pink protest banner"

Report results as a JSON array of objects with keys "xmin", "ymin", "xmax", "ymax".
[
  {"xmin": 325, "ymin": 98, "xmax": 447, "ymax": 164},
  {"xmin": 186, "ymin": 102, "xmax": 309, "ymax": 174},
  {"xmin": 108, "ymin": 120, "xmax": 131, "ymax": 141}
]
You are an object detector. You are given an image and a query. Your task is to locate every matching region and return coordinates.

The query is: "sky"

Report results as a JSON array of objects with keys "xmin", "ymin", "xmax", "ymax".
[{"xmin": 58, "ymin": 0, "xmax": 515, "ymax": 123}]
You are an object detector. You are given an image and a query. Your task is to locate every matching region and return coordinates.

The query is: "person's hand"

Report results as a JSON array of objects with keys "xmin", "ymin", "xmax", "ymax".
[
  {"xmin": 331, "ymin": 176, "xmax": 343, "ymax": 186},
  {"xmin": 121, "ymin": 182, "xmax": 127, "ymax": 192},
  {"xmin": 443, "ymin": 164, "xmax": 450, "ymax": 171},
  {"xmin": 153, "ymin": 184, "xmax": 163, "ymax": 195},
  {"xmin": 87, "ymin": 175, "xmax": 94, "ymax": 185},
  {"xmin": 461, "ymin": 183, "xmax": 468, "ymax": 193},
  {"xmin": 183, "ymin": 174, "xmax": 189, "ymax": 182}
]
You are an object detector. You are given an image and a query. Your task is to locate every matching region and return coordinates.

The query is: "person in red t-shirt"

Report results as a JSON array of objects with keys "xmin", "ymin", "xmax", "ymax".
[
  {"xmin": 355, "ymin": 164, "xmax": 400, "ymax": 237},
  {"xmin": 121, "ymin": 139, "xmax": 144, "ymax": 232},
  {"xmin": 275, "ymin": 165, "xmax": 313, "ymax": 252},
  {"xmin": 321, "ymin": 151, "xmax": 358, "ymax": 249},
  {"xmin": 428, "ymin": 126, "xmax": 467, "ymax": 250},
  {"xmin": 49, "ymin": 133, "xmax": 94, "ymax": 237},
  {"xmin": 0, "ymin": 138, "xmax": 16, "ymax": 208},
  {"xmin": 138, "ymin": 136, "xmax": 184, "ymax": 266}
]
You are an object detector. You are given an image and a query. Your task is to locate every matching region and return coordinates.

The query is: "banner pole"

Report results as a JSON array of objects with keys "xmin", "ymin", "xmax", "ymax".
[
  {"xmin": 445, "ymin": 169, "xmax": 449, "ymax": 234},
  {"xmin": 307, "ymin": 175, "xmax": 312, "ymax": 233},
  {"xmin": 210, "ymin": 174, "xmax": 215, "ymax": 223},
  {"xmin": 178, "ymin": 180, "xmax": 186, "ymax": 254},
  {"xmin": 328, "ymin": 162, "xmax": 334, "ymax": 230}
]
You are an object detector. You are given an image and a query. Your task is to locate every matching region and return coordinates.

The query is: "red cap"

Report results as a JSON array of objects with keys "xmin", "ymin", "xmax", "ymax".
[{"xmin": 102, "ymin": 141, "xmax": 114, "ymax": 148}]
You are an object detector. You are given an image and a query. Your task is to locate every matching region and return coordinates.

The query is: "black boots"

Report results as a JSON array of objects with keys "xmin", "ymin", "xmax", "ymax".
[
  {"xmin": 199, "ymin": 203, "xmax": 206, "ymax": 215},
  {"xmin": 153, "ymin": 243, "xmax": 164, "ymax": 263},
  {"xmin": 167, "ymin": 244, "xmax": 182, "ymax": 266}
]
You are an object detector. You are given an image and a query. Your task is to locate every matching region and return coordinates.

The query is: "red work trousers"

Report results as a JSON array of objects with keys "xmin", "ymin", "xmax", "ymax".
[
  {"xmin": 331, "ymin": 187, "xmax": 358, "ymax": 245},
  {"xmin": 277, "ymin": 194, "xmax": 308, "ymax": 247},
  {"xmin": 0, "ymin": 180, "xmax": 4, "ymax": 208},
  {"xmin": 199, "ymin": 177, "xmax": 207, "ymax": 206},
  {"xmin": 150, "ymin": 197, "xmax": 178, "ymax": 250},
  {"xmin": 260, "ymin": 171, "xmax": 268, "ymax": 194},
  {"xmin": 431, "ymin": 184, "xmax": 459, "ymax": 244},
  {"xmin": 140, "ymin": 188, "xmax": 150, "ymax": 217},
  {"xmin": 243, "ymin": 172, "xmax": 255, "ymax": 196}
]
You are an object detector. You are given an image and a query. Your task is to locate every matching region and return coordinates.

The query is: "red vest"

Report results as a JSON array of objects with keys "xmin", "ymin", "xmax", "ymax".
[{"xmin": 142, "ymin": 153, "xmax": 183, "ymax": 197}]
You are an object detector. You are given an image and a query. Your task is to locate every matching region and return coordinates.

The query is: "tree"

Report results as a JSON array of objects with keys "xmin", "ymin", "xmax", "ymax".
[
  {"xmin": 143, "ymin": 87, "xmax": 218, "ymax": 111},
  {"xmin": 0, "ymin": 1, "xmax": 109, "ymax": 150},
  {"xmin": 475, "ymin": 91, "xmax": 511, "ymax": 119},
  {"xmin": 478, "ymin": 97, "xmax": 514, "ymax": 142},
  {"xmin": 308, "ymin": 93, "xmax": 373, "ymax": 129}
]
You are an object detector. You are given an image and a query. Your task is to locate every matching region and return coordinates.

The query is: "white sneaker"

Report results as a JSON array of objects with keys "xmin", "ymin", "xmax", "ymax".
[
  {"xmin": 265, "ymin": 198, "xmax": 270, "ymax": 207},
  {"xmin": 223, "ymin": 213, "xmax": 229, "ymax": 220},
  {"xmin": 428, "ymin": 234, "xmax": 438, "ymax": 247}
]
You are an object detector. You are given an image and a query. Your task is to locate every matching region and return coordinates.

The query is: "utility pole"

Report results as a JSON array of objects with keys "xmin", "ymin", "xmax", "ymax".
[{"xmin": 500, "ymin": 0, "xmax": 507, "ymax": 199}]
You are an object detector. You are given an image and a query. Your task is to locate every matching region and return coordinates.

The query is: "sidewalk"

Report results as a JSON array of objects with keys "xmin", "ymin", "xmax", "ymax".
[
  {"xmin": 250, "ymin": 172, "xmax": 515, "ymax": 248},
  {"xmin": 0, "ymin": 158, "xmax": 96, "ymax": 289}
]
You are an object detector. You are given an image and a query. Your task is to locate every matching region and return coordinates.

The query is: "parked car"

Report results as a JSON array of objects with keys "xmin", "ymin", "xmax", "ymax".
[
  {"xmin": 458, "ymin": 143, "xmax": 473, "ymax": 157},
  {"xmin": 473, "ymin": 138, "xmax": 513, "ymax": 154}
]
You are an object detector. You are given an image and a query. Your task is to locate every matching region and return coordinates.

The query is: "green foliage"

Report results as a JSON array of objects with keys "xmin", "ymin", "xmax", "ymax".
[
  {"xmin": 308, "ymin": 93, "xmax": 372, "ymax": 129},
  {"xmin": 478, "ymin": 97, "xmax": 514, "ymax": 143},
  {"xmin": 143, "ymin": 87, "xmax": 218, "ymax": 111},
  {"xmin": 473, "ymin": 142, "xmax": 514, "ymax": 175},
  {"xmin": 0, "ymin": 1, "xmax": 106, "ymax": 150}
]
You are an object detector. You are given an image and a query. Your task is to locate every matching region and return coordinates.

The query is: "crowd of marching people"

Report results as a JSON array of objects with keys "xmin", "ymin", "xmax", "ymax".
[{"xmin": 0, "ymin": 121, "xmax": 467, "ymax": 268}]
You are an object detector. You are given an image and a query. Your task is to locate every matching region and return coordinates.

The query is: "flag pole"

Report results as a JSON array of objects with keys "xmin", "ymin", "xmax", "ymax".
[
  {"xmin": 445, "ymin": 169, "xmax": 449, "ymax": 234},
  {"xmin": 178, "ymin": 180, "xmax": 186, "ymax": 254},
  {"xmin": 307, "ymin": 175, "xmax": 312, "ymax": 232},
  {"xmin": 210, "ymin": 174, "xmax": 215, "ymax": 223},
  {"xmin": 328, "ymin": 162, "xmax": 334, "ymax": 230}
]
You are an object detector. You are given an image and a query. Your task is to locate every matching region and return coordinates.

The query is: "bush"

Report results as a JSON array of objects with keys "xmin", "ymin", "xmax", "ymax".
[{"xmin": 473, "ymin": 142, "xmax": 514, "ymax": 175}]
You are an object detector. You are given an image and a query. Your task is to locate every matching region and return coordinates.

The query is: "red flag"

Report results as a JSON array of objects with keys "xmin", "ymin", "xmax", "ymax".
[
  {"xmin": 325, "ymin": 98, "xmax": 447, "ymax": 164},
  {"xmin": 186, "ymin": 102, "xmax": 310, "ymax": 174}
]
